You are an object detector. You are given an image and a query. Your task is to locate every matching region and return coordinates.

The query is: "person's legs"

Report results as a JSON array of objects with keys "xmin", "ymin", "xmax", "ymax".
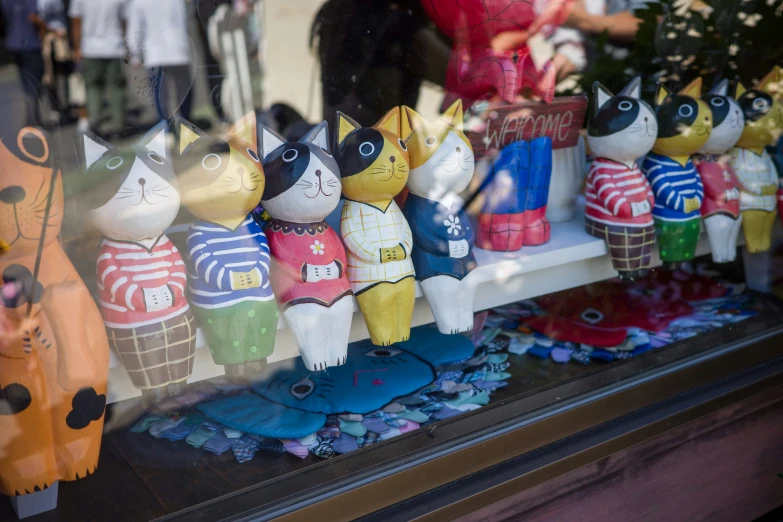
[
  {"xmin": 171, "ymin": 65, "xmax": 194, "ymax": 120},
  {"xmin": 104, "ymin": 59, "xmax": 127, "ymax": 132},
  {"xmin": 82, "ymin": 58, "xmax": 107, "ymax": 130},
  {"xmin": 13, "ymin": 50, "xmax": 45, "ymax": 126}
]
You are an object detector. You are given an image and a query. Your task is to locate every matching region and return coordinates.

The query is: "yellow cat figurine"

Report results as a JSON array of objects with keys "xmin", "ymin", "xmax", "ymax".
[
  {"xmin": 730, "ymin": 67, "xmax": 783, "ymax": 253},
  {"xmin": 175, "ymin": 113, "xmax": 278, "ymax": 380},
  {"xmin": 334, "ymin": 108, "xmax": 415, "ymax": 346}
]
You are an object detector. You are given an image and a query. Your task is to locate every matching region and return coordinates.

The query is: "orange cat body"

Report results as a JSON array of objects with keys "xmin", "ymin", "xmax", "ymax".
[{"xmin": 0, "ymin": 128, "xmax": 109, "ymax": 497}]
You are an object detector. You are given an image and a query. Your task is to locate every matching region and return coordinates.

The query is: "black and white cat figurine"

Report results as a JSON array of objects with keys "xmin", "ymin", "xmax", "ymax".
[{"xmin": 258, "ymin": 122, "xmax": 354, "ymax": 370}]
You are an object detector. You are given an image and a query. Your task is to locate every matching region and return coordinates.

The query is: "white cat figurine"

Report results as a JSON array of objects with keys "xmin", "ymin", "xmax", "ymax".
[{"xmin": 258, "ymin": 122, "xmax": 353, "ymax": 370}]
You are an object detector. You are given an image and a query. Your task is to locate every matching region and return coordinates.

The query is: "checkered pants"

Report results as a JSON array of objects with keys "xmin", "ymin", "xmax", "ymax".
[
  {"xmin": 107, "ymin": 309, "xmax": 197, "ymax": 390},
  {"xmin": 585, "ymin": 218, "xmax": 655, "ymax": 273}
]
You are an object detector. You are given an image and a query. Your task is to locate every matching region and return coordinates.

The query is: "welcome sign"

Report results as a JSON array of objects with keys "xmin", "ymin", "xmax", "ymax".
[{"xmin": 466, "ymin": 95, "xmax": 588, "ymax": 158}]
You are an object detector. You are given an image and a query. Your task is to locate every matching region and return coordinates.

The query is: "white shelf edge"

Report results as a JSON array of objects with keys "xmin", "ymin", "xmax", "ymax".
[{"xmin": 105, "ymin": 214, "xmax": 716, "ymax": 404}]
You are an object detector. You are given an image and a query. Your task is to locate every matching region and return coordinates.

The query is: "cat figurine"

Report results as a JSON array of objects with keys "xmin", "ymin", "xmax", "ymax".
[
  {"xmin": 334, "ymin": 108, "xmax": 415, "ymax": 346},
  {"xmin": 585, "ymin": 77, "xmax": 658, "ymax": 279},
  {"xmin": 174, "ymin": 113, "xmax": 278, "ymax": 381},
  {"xmin": 258, "ymin": 121, "xmax": 353, "ymax": 371},
  {"xmin": 401, "ymin": 100, "xmax": 477, "ymax": 334},
  {"xmin": 729, "ymin": 67, "xmax": 783, "ymax": 254},
  {"xmin": 0, "ymin": 126, "xmax": 109, "ymax": 508},
  {"xmin": 692, "ymin": 79, "xmax": 745, "ymax": 263},
  {"xmin": 477, "ymin": 136, "xmax": 553, "ymax": 251},
  {"xmin": 83, "ymin": 123, "xmax": 196, "ymax": 400},
  {"xmin": 642, "ymin": 78, "xmax": 710, "ymax": 268}
]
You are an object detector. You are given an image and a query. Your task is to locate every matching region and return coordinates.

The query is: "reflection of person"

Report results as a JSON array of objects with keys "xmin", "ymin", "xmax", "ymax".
[
  {"xmin": 565, "ymin": 0, "xmax": 656, "ymax": 41},
  {"xmin": 1, "ymin": 0, "xmax": 45, "ymax": 125},
  {"xmin": 311, "ymin": 0, "xmax": 443, "ymax": 128},
  {"xmin": 69, "ymin": 0, "xmax": 127, "ymax": 134},
  {"xmin": 38, "ymin": 0, "xmax": 72, "ymax": 118},
  {"xmin": 196, "ymin": 0, "xmax": 232, "ymax": 123},
  {"xmin": 127, "ymin": 0, "xmax": 193, "ymax": 120}
]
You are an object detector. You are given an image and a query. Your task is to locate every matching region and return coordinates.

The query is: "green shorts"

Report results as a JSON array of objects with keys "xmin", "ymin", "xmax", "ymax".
[
  {"xmin": 192, "ymin": 299, "xmax": 278, "ymax": 365},
  {"xmin": 654, "ymin": 217, "xmax": 701, "ymax": 262}
]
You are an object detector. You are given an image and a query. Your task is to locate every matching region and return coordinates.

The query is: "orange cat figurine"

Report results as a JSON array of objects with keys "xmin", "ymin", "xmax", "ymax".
[{"xmin": 0, "ymin": 127, "xmax": 109, "ymax": 513}]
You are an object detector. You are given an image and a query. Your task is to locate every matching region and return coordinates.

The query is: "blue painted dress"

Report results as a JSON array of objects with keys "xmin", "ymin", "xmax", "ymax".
[{"xmin": 403, "ymin": 194, "xmax": 477, "ymax": 281}]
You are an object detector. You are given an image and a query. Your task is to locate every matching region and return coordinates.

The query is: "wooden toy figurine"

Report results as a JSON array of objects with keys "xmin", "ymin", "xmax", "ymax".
[
  {"xmin": 729, "ymin": 67, "xmax": 783, "ymax": 254},
  {"xmin": 0, "ymin": 127, "xmax": 109, "ymax": 517},
  {"xmin": 476, "ymin": 136, "xmax": 553, "ymax": 251},
  {"xmin": 692, "ymin": 80, "xmax": 745, "ymax": 263},
  {"xmin": 401, "ymin": 101, "xmax": 478, "ymax": 334},
  {"xmin": 258, "ymin": 122, "xmax": 353, "ymax": 370},
  {"xmin": 83, "ymin": 123, "xmax": 196, "ymax": 400},
  {"xmin": 335, "ymin": 108, "xmax": 415, "ymax": 346},
  {"xmin": 642, "ymin": 78, "xmax": 711, "ymax": 268},
  {"xmin": 585, "ymin": 78, "xmax": 657, "ymax": 279},
  {"xmin": 175, "ymin": 113, "xmax": 278, "ymax": 381}
]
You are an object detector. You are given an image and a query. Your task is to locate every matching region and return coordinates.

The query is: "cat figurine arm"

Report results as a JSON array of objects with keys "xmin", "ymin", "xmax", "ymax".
[
  {"xmin": 340, "ymin": 208, "xmax": 403, "ymax": 264},
  {"xmin": 186, "ymin": 219, "xmax": 270, "ymax": 291}
]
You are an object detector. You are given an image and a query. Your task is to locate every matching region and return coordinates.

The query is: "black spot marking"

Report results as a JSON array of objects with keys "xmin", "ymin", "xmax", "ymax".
[
  {"xmin": 0, "ymin": 383, "xmax": 32, "ymax": 415},
  {"xmin": 1, "ymin": 265, "xmax": 44, "ymax": 309},
  {"xmin": 65, "ymin": 388, "xmax": 106, "ymax": 430}
]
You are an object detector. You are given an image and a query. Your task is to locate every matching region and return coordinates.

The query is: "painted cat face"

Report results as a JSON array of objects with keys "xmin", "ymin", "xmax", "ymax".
[
  {"xmin": 653, "ymin": 78, "xmax": 712, "ymax": 157},
  {"xmin": 175, "ymin": 113, "xmax": 264, "ymax": 229},
  {"xmin": 84, "ymin": 123, "xmax": 180, "ymax": 242},
  {"xmin": 335, "ymin": 108, "xmax": 410, "ymax": 203},
  {"xmin": 251, "ymin": 339, "xmax": 435, "ymax": 414},
  {"xmin": 735, "ymin": 67, "xmax": 783, "ymax": 150},
  {"xmin": 403, "ymin": 100, "xmax": 475, "ymax": 199},
  {"xmin": 699, "ymin": 80, "xmax": 745, "ymax": 155},
  {"xmin": 587, "ymin": 77, "xmax": 657, "ymax": 164},
  {"xmin": 0, "ymin": 127, "xmax": 63, "ymax": 258},
  {"xmin": 259, "ymin": 122, "xmax": 341, "ymax": 223}
]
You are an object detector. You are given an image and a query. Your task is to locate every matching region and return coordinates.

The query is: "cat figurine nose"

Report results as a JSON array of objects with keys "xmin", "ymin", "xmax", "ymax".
[
  {"xmin": 0, "ymin": 185, "xmax": 26, "ymax": 204},
  {"xmin": 315, "ymin": 170, "xmax": 322, "ymax": 177},
  {"xmin": 138, "ymin": 178, "xmax": 146, "ymax": 186},
  {"xmin": 456, "ymin": 147, "xmax": 462, "ymax": 153},
  {"xmin": 390, "ymin": 156, "xmax": 396, "ymax": 163}
]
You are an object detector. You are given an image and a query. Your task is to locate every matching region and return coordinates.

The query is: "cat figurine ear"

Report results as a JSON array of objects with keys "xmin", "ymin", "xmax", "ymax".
[
  {"xmin": 734, "ymin": 82, "xmax": 747, "ymax": 99},
  {"xmin": 176, "ymin": 116, "xmax": 206, "ymax": 155},
  {"xmin": 619, "ymin": 76, "xmax": 642, "ymax": 99},
  {"xmin": 592, "ymin": 82, "xmax": 614, "ymax": 113},
  {"xmin": 439, "ymin": 99, "xmax": 464, "ymax": 131},
  {"xmin": 756, "ymin": 66, "xmax": 781, "ymax": 96},
  {"xmin": 82, "ymin": 132, "xmax": 111, "ymax": 170},
  {"xmin": 709, "ymin": 79, "xmax": 730, "ymax": 97},
  {"xmin": 679, "ymin": 78, "xmax": 702, "ymax": 98},
  {"xmin": 138, "ymin": 121, "xmax": 169, "ymax": 160},
  {"xmin": 300, "ymin": 121, "xmax": 330, "ymax": 151},
  {"xmin": 655, "ymin": 84, "xmax": 671, "ymax": 107},
  {"xmin": 336, "ymin": 112, "xmax": 361, "ymax": 146},
  {"xmin": 258, "ymin": 125, "xmax": 286, "ymax": 160},
  {"xmin": 224, "ymin": 111, "xmax": 258, "ymax": 151}
]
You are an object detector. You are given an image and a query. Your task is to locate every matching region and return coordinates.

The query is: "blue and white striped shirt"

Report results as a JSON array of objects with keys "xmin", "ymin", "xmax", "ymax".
[
  {"xmin": 185, "ymin": 216, "xmax": 274, "ymax": 309},
  {"xmin": 642, "ymin": 153, "xmax": 704, "ymax": 221}
]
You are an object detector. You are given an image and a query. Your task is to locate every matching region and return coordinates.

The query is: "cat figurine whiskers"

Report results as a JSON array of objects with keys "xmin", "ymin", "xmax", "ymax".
[{"xmin": 259, "ymin": 121, "xmax": 353, "ymax": 370}]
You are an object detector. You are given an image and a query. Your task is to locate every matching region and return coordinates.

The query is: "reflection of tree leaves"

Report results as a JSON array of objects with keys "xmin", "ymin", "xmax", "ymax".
[
  {"xmin": 571, "ymin": 0, "xmax": 783, "ymax": 107},
  {"xmin": 712, "ymin": 0, "xmax": 758, "ymax": 38},
  {"xmin": 655, "ymin": 12, "xmax": 705, "ymax": 71}
]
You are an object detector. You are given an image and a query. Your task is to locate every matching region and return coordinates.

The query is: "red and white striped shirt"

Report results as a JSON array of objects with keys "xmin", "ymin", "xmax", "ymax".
[
  {"xmin": 96, "ymin": 235, "xmax": 189, "ymax": 328},
  {"xmin": 585, "ymin": 158, "xmax": 655, "ymax": 227}
]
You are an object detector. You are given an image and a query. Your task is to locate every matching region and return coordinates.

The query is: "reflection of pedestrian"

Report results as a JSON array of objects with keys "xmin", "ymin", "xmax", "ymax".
[
  {"xmin": 69, "ymin": 0, "xmax": 127, "ymax": 134},
  {"xmin": 127, "ymin": 0, "xmax": 193, "ymax": 121},
  {"xmin": 1, "ymin": 0, "xmax": 45, "ymax": 125},
  {"xmin": 38, "ymin": 0, "xmax": 71, "ymax": 119},
  {"xmin": 196, "ymin": 0, "xmax": 231, "ymax": 122}
]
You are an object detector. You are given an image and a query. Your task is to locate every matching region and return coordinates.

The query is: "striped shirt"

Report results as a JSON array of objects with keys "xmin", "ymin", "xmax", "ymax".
[
  {"xmin": 642, "ymin": 153, "xmax": 704, "ymax": 221},
  {"xmin": 185, "ymin": 217, "xmax": 274, "ymax": 309},
  {"xmin": 730, "ymin": 147, "xmax": 778, "ymax": 212},
  {"xmin": 96, "ymin": 235, "xmax": 189, "ymax": 328},
  {"xmin": 585, "ymin": 158, "xmax": 654, "ymax": 227},
  {"xmin": 340, "ymin": 200, "xmax": 415, "ymax": 294}
]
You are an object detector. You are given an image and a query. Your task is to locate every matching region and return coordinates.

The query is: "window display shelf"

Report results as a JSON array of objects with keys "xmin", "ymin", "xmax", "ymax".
[{"xmin": 105, "ymin": 214, "xmax": 716, "ymax": 404}]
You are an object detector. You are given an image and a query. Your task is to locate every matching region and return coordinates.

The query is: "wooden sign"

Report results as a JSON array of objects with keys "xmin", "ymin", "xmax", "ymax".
[{"xmin": 467, "ymin": 95, "xmax": 588, "ymax": 158}]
